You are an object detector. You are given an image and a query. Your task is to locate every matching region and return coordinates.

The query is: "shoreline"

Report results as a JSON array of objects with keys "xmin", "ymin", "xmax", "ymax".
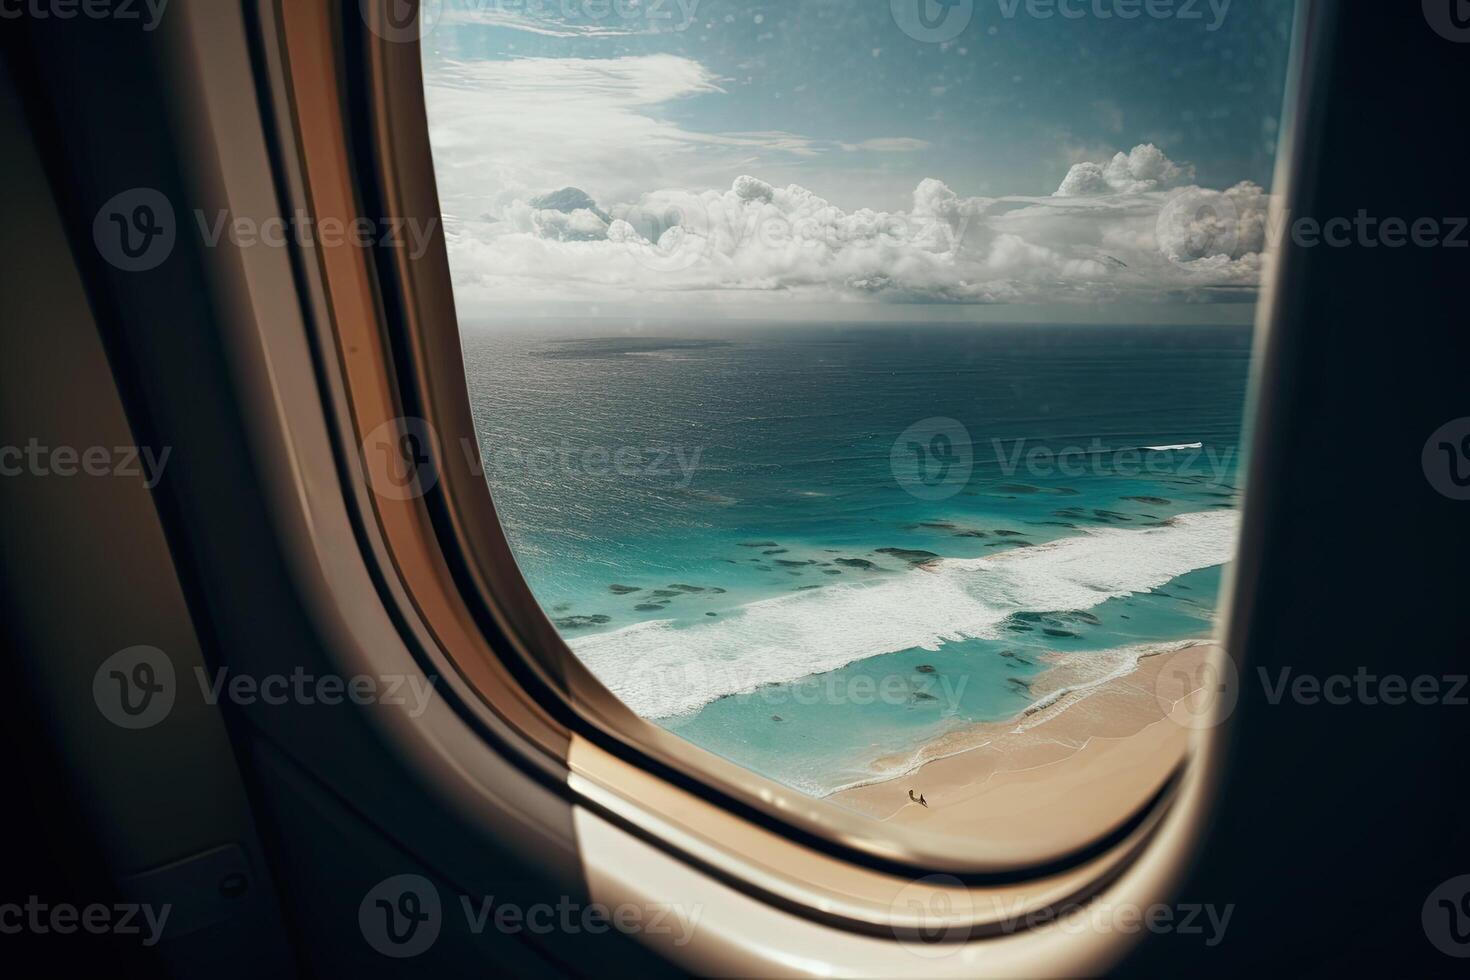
[
  {"xmin": 814, "ymin": 639, "xmax": 1203, "ymax": 800},
  {"xmin": 829, "ymin": 641, "xmax": 1215, "ymax": 845},
  {"xmin": 570, "ymin": 509, "xmax": 1237, "ymax": 720}
]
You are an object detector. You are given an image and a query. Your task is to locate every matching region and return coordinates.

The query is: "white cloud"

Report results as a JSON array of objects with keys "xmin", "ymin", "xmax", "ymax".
[
  {"xmin": 424, "ymin": 54, "xmax": 887, "ymax": 233},
  {"xmin": 1054, "ymin": 143, "xmax": 1195, "ymax": 197},
  {"xmin": 425, "ymin": 58, "xmax": 1272, "ymax": 315},
  {"xmin": 444, "ymin": 8, "xmax": 637, "ymax": 38},
  {"xmin": 848, "ymin": 138, "xmax": 934, "ymax": 153},
  {"xmin": 442, "ymin": 0, "xmax": 704, "ymax": 36},
  {"xmin": 442, "ymin": 158, "xmax": 1272, "ymax": 314},
  {"xmin": 427, "ymin": 55, "xmax": 725, "ymax": 215}
]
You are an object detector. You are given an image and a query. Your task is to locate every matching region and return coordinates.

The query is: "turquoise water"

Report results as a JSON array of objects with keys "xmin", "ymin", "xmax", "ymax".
[{"xmin": 462, "ymin": 323, "xmax": 1248, "ymax": 796}]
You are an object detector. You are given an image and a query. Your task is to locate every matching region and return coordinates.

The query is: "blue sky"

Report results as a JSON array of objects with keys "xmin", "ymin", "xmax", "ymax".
[{"xmin": 421, "ymin": 0, "xmax": 1297, "ymax": 321}]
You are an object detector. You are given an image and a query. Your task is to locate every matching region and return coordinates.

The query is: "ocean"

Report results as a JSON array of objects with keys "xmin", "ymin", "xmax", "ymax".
[{"xmin": 461, "ymin": 323, "xmax": 1249, "ymax": 798}]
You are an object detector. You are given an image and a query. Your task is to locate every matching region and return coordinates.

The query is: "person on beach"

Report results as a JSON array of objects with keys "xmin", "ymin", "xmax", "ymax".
[{"xmin": 908, "ymin": 789, "xmax": 929, "ymax": 808}]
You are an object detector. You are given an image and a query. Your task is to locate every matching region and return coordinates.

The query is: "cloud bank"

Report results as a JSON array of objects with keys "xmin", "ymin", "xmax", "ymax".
[
  {"xmin": 426, "ymin": 55, "xmax": 1274, "ymax": 315},
  {"xmin": 443, "ymin": 152, "xmax": 1270, "ymax": 311}
]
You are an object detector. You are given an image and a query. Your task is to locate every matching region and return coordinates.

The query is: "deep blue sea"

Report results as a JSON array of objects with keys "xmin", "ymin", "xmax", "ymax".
[{"xmin": 461, "ymin": 323, "xmax": 1249, "ymax": 796}]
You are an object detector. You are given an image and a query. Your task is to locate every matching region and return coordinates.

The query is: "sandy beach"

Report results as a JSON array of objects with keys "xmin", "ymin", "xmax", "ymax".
[{"xmin": 830, "ymin": 642, "xmax": 1217, "ymax": 852}]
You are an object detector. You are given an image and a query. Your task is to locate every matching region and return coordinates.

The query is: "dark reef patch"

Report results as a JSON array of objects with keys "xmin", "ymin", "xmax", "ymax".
[
  {"xmin": 875, "ymin": 547, "xmax": 941, "ymax": 564},
  {"xmin": 554, "ymin": 615, "xmax": 612, "ymax": 630}
]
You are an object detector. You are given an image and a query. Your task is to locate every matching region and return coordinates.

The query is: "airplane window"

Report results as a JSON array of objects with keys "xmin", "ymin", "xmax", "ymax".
[{"xmin": 420, "ymin": 1, "xmax": 1296, "ymax": 830}]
